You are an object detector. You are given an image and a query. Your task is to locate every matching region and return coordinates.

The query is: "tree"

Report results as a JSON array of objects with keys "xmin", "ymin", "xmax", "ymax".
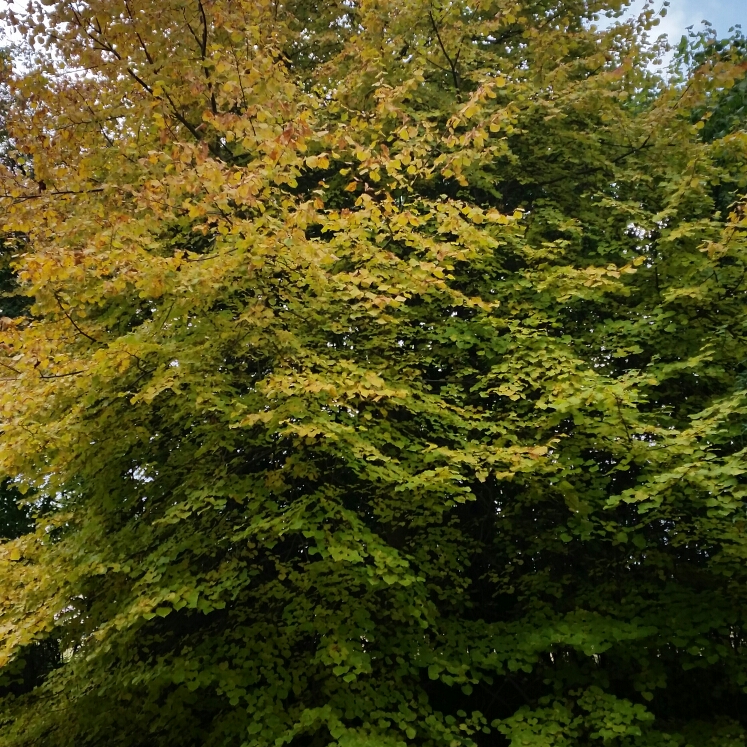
[{"xmin": 0, "ymin": 0, "xmax": 746, "ymax": 745}]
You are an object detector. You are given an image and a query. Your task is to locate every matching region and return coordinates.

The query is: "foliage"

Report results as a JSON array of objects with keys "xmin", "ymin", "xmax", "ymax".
[
  {"xmin": 673, "ymin": 23, "xmax": 747, "ymax": 143},
  {"xmin": 0, "ymin": 1, "xmax": 746, "ymax": 746}
]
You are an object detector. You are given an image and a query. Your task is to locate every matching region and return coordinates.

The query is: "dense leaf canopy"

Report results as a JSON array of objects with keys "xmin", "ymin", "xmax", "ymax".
[{"xmin": 0, "ymin": 1, "xmax": 746, "ymax": 745}]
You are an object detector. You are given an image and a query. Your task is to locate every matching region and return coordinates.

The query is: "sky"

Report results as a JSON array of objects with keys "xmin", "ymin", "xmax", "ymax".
[
  {"xmin": 624, "ymin": 0, "xmax": 745, "ymax": 40},
  {"xmin": 0, "ymin": 0, "xmax": 744, "ymax": 49}
]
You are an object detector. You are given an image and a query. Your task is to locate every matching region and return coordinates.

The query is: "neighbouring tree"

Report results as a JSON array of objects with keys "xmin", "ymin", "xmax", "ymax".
[{"xmin": 0, "ymin": 1, "xmax": 746, "ymax": 745}]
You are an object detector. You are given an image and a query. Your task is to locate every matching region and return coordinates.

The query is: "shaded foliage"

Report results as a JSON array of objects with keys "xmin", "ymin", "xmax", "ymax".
[{"xmin": 0, "ymin": 2, "xmax": 745, "ymax": 747}]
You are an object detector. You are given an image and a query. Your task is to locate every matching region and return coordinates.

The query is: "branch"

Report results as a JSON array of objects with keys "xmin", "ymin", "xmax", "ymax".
[
  {"xmin": 197, "ymin": 0, "xmax": 218, "ymax": 116},
  {"xmin": 53, "ymin": 292, "xmax": 101, "ymax": 344},
  {"xmin": 615, "ymin": 396, "xmax": 633, "ymax": 443},
  {"xmin": 428, "ymin": 10, "xmax": 460, "ymax": 91},
  {"xmin": 183, "ymin": 4, "xmax": 217, "ymax": 115},
  {"xmin": 3, "ymin": 188, "xmax": 105, "ymax": 202},
  {"xmin": 69, "ymin": 8, "xmax": 222, "ymax": 158},
  {"xmin": 197, "ymin": 0, "xmax": 209, "ymax": 58},
  {"xmin": 39, "ymin": 370, "xmax": 87, "ymax": 379},
  {"xmin": 123, "ymin": 0, "xmax": 156, "ymax": 66},
  {"xmin": 0, "ymin": 359, "xmax": 21, "ymax": 376},
  {"xmin": 532, "ymin": 142, "xmax": 655, "ymax": 188}
]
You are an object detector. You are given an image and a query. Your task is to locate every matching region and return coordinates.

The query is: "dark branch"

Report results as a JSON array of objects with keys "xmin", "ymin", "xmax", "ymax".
[{"xmin": 53, "ymin": 292, "xmax": 101, "ymax": 344}]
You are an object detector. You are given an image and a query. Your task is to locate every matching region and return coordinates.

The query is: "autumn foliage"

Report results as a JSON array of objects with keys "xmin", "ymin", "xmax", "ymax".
[{"xmin": 0, "ymin": 0, "xmax": 746, "ymax": 745}]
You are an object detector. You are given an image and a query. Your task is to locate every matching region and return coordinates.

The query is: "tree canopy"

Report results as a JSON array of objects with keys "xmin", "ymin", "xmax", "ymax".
[{"xmin": 0, "ymin": 1, "xmax": 746, "ymax": 745}]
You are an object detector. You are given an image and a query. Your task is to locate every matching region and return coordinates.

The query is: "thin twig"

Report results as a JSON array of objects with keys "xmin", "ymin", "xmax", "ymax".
[
  {"xmin": 0, "ymin": 359, "xmax": 21, "ymax": 376},
  {"xmin": 53, "ymin": 292, "xmax": 101, "ymax": 344},
  {"xmin": 3, "ymin": 188, "xmax": 105, "ymax": 202},
  {"xmin": 40, "ymin": 370, "xmax": 87, "ymax": 379}
]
